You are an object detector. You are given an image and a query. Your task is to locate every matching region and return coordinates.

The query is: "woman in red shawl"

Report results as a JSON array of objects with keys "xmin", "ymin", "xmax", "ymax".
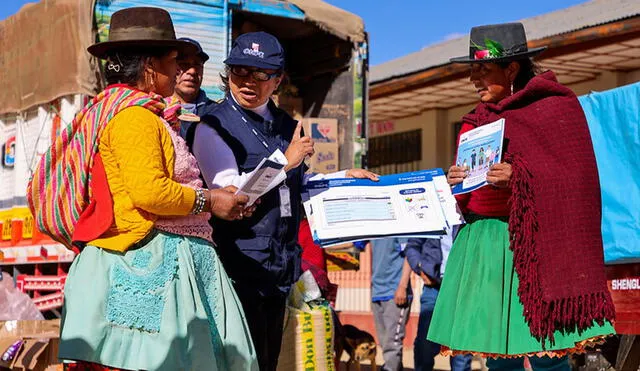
[{"xmin": 426, "ymin": 23, "xmax": 615, "ymax": 370}]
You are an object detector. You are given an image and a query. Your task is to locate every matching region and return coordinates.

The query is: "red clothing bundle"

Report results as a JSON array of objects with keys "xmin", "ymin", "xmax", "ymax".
[
  {"xmin": 298, "ymin": 218, "xmax": 327, "ymax": 272},
  {"xmin": 298, "ymin": 219, "xmax": 337, "ymax": 302},
  {"xmin": 458, "ymin": 71, "xmax": 614, "ymax": 344}
]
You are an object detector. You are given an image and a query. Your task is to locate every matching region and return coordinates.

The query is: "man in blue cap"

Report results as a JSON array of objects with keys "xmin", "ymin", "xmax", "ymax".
[
  {"xmin": 174, "ymin": 37, "xmax": 214, "ymax": 139},
  {"xmin": 190, "ymin": 31, "xmax": 377, "ymax": 370}
]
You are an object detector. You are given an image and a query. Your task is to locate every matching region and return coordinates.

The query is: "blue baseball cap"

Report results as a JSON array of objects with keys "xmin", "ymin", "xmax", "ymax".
[
  {"xmin": 177, "ymin": 37, "xmax": 209, "ymax": 62},
  {"xmin": 224, "ymin": 32, "xmax": 285, "ymax": 70}
]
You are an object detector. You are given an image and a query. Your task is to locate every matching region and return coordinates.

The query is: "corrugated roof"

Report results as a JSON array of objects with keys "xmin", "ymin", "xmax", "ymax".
[{"xmin": 371, "ymin": 0, "xmax": 640, "ymax": 83}]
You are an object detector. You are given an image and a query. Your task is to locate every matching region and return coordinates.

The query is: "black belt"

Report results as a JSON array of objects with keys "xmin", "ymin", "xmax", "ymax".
[{"xmin": 129, "ymin": 229, "xmax": 160, "ymax": 250}]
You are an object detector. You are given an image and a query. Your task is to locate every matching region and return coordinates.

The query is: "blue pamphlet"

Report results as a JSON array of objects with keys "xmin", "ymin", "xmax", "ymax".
[{"xmin": 452, "ymin": 118, "xmax": 505, "ymax": 195}]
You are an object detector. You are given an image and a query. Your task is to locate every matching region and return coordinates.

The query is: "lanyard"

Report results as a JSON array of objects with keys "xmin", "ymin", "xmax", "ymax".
[
  {"xmin": 228, "ymin": 97, "xmax": 271, "ymax": 150},
  {"xmin": 227, "ymin": 97, "xmax": 290, "ymax": 202}
]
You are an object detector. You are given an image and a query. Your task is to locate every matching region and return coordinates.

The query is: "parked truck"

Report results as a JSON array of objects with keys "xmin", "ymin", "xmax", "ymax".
[{"xmin": 0, "ymin": 0, "xmax": 368, "ymax": 313}]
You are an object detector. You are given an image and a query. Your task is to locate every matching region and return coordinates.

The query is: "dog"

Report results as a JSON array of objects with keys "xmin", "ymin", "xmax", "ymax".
[{"xmin": 335, "ymin": 323, "xmax": 377, "ymax": 371}]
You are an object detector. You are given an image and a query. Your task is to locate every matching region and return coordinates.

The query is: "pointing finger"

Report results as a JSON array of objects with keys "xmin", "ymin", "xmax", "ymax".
[{"xmin": 293, "ymin": 122, "xmax": 302, "ymax": 140}]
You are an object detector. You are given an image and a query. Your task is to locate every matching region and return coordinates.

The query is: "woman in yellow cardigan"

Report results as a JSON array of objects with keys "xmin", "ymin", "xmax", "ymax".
[{"xmin": 53, "ymin": 8, "xmax": 258, "ymax": 371}]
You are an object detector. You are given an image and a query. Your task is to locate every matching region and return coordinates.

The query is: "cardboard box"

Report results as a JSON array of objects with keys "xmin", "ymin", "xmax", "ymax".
[
  {"xmin": 0, "ymin": 320, "xmax": 61, "ymax": 370},
  {"xmin": 309, "ymin": 143, "xmax": 339, "ymax": 174},
  {"xmin": 299, "ymin": 118, "xmax": 338, "ymax": 144},
  {"xmin": 298, "ymin": 118, "xmax": 339, "ymax": 173}
]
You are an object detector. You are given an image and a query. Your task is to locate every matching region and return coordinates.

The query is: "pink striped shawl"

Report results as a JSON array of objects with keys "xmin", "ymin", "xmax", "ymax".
[{"xmin": 27, "ymin": 86, "xmax": 168, "ymax": 248}]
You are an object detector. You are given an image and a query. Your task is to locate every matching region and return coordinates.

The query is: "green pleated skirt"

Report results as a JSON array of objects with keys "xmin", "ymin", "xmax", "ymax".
[
  {"xmin": 427, "ymin": 218, "xmax": 614, "ymax": 357},
  {"xmin": 59, "ymin": 231, "xmax": 258, "ymax": 370}
]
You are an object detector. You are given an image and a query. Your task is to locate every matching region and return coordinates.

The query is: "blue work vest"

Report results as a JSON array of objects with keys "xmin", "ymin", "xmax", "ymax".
[{"xmin": 198, "ymin": 96, "xmax": 304, "ymax": 297}]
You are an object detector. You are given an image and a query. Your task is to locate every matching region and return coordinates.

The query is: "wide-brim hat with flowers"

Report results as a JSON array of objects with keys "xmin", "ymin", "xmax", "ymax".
[
  {"xmin": 450, "ymin": 22, "xmax": 546, "ymax": 63},
  {"xmin": 88, "ymin": 7, "xmax": 197, "ymax": 59}
]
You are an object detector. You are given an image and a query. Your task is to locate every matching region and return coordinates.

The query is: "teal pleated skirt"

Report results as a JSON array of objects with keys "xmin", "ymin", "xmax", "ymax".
[
  {"xmin": 427, "ymin": 218, "xmax": 614, "ymax": 357},
  {"xmin": 59, "ymin": 231, "xmax": 258, "ymax": 370}
]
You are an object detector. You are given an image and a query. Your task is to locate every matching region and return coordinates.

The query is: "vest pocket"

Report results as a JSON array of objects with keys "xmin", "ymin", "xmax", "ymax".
[
  {"xmin": 234, "ymin": 235, "xmax": 295, "ymax": 287},
  {"xmin": 235, "ymin": 235, "xmax": 273, "ymax": 273}
]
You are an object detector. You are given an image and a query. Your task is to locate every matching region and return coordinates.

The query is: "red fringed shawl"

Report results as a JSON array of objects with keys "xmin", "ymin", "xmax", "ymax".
[{"xmin": 462, "ymin": 71, "xmax": 615, "ymax": 345}]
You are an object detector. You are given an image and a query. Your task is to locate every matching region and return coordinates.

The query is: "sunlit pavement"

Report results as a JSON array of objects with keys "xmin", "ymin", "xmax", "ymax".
[{"xmin": 337, "ymin": 346, "xmax": 486, "ymax": 371}]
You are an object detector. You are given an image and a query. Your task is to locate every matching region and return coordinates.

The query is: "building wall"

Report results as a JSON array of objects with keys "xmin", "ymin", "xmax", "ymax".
[
  {"xmin": 621, "ymin": 69, "xmax": 640, "ymax": 86},
  {"xmin": 368, "ymin": 110, "xmax": 451, "ymax": 170}
]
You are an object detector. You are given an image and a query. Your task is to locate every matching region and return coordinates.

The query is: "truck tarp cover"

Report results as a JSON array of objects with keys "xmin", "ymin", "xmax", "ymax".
[
  {"xmin": 289, "ymin": 0, "xmax": 365, "ymax": 43},
  {"xmin": 0, "ymin": 0, "xmax": 99, "ymax": 114},
  {"xmin": 0, "ymin": 0, "xmax": 363, "ymax": 115}
]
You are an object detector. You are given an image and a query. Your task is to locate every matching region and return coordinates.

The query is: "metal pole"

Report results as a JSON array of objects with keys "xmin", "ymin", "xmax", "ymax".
[{"xmin": 223, "ymin": 0, "xmax": 230, "ymax": 57}]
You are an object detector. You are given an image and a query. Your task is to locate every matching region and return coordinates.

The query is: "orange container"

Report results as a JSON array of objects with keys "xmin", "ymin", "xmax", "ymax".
[
  {"xmin": 11, "ymin": 219, "xmax": 23, "ymax": 246},
  {"xmin": 0, "ymin": 220, "xmax": 10, "ymax": 247}
]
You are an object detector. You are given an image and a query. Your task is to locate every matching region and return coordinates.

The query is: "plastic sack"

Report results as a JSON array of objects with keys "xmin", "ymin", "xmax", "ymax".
[
  {"xmin": 288, "ymin": 270, "xmax": 323, "ymax": 310},
  {"xmin": 0, "ymin": 273, "xmax": 44, "ymax": 321},
  {"xmin": 278, "ymin": 272, "xmax": 335, "ymax": 371},
  {"xmin": 278, "ymin": 302, "xmax": 335, "ymax": 371}
]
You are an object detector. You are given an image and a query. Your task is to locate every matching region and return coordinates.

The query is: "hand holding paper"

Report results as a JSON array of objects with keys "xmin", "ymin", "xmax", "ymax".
[
  {"xmin": 486, "ymin": 162, "xmax": 512, "ymax": 188},
  {"xmin": 446, "ymin": 165, "xmax": 467, "ymax": 186},
  {"xmin": 235, "ymin": 149, "xmax": 287, "ymax": 206},
  {"xmin": 210, "ymin": 186, "xmax": 249, "ymax": 220},
  {"xmin": 345, "ymin": 168, "xmax": 380, "ymax": 181}
]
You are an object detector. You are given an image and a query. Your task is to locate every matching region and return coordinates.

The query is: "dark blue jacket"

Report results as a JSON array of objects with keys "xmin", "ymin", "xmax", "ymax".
[
  {"xmin": 180, "ymin": 90, "xmax": 215, "ymax": 143},
  {"xmin": 404, "ymin": 238, "xmax": 443, "ymax": 285},
  {"xmin": 196, "ymin": 96, "xmax": 305, "ymax": 297}
]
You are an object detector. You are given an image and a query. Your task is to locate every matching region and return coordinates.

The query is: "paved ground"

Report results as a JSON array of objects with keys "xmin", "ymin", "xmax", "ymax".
[{"xmin": 338, "ymin": 346, "xmax": 487, "ymax": 371}]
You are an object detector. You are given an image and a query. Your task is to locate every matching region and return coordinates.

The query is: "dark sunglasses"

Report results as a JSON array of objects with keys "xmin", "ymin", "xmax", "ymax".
[{"xmin": 230, "ymin": 66, "xmax": 281, "ymax": 82}]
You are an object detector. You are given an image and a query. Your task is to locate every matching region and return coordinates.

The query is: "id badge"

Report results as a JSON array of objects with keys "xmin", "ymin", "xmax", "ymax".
[{"xmin": 279, "ymin": 184, "xmax": 292, "ymax": 217}]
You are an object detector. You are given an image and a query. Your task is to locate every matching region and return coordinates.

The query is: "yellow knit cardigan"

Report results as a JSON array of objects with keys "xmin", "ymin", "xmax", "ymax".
[{"xmin": 89, "ymin": 106, "xmax": 196, "ymax": 251}]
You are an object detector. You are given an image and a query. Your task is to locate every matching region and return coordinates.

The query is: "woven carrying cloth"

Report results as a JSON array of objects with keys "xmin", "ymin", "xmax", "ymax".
[
  {"xmin": 462, "ymin": 71, "xmax": 615, "ymax": 345},
  {"xmin": 27, "ymin": 85, "xmax": 170, "ymax": 248}
]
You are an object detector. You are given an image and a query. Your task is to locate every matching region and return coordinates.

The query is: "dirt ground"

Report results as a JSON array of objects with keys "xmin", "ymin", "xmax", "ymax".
[{"xmin": 338, "ymin": 346, "xmax": 487, "ymax": 371}]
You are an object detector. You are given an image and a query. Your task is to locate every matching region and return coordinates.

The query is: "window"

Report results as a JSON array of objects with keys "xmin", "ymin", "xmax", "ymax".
[{"xmin": 367, "ymin": 129, "xmax": 421, "ymax": 175}]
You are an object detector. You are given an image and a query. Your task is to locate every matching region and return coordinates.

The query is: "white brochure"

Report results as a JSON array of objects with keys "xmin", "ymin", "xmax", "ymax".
[
  {"xmin": 304, "ymin": 169, "xmax": 459, "ymax": 247},
  {"xmin": 235, "ymin": 149, "xmax": 287, "ymax": 206}
]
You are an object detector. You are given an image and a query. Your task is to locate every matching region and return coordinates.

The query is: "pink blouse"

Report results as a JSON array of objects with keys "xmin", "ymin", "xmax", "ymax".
[{"xmin": 154, "ymin": 119, "xmax": 214, "ymax": 242}]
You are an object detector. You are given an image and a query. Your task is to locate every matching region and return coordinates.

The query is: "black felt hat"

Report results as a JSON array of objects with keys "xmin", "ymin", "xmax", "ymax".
[{"xmin": 450, "ymin": 22, "xmax": 546, "ymax": 63}]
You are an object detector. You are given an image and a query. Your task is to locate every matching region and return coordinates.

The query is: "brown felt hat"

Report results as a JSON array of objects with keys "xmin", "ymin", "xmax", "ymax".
[{"xmin": 87, "ymin": 7, "xmax": 197, "ymax": 59}]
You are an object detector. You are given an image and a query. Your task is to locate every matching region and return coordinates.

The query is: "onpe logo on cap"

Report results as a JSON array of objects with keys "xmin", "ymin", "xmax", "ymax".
[{"xmin": 243, "ymin": 42, "xmax": 265, "ymax": 58}]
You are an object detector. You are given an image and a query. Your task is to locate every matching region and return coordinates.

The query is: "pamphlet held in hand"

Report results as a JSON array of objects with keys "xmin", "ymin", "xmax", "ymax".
[
  {"xmin": 235, "ymin": 149, "xmax": 287, "ymax": 205},
  {"xmin": 452, "ymin": 118, "xmax": 505, "ymax": 195}
]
